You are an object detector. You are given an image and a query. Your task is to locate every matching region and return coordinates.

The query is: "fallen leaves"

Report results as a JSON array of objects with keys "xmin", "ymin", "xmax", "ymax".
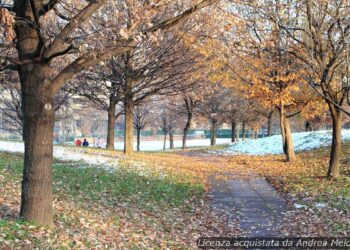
[{"xmin": 0, "ymin": 151, "xmax": 238, "ymax": 249}]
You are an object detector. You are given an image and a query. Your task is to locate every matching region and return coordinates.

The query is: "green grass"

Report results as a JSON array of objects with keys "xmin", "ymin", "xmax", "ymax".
[
  {"xmin": 0, "ymin": 151, "xmax": 205, "ymax": 248},
  {"xmin": 52, "ymin": 162, "xmax": 203, "ymax": 209},
  {"xmin": 0, "ymin": 152, "xmax": 204, "ymax": 210}
]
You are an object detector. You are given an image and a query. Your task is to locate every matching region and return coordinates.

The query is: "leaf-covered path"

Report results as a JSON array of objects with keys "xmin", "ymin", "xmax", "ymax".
[
  {"xmin": 179, "ymin": 150, "xmax": 288, "ymax": 236},
  {"xmin": 210, "ymin": 172, "xmax": 287, "ymax": 236}
]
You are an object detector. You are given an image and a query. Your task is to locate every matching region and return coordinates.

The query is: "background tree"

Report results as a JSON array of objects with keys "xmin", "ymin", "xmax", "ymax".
[
  {"xmin": 265, "ymin": 0, "xmax": 350, "ymax": 177},
  {"xmin": 65, "ymin": 60, "xmax": 124, "ymax": 149},
  {"xmin": 133, "ymin": 103, "xmax": 154, "ymax": 151},
  {"xmin": 198, "ymin": 84, "xmax": 228, "ymax": 146}
]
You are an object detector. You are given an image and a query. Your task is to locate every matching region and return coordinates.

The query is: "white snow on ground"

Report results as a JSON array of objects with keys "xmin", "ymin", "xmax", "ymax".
[
  {"xmin": 113, "ymin": 138, "xmax": 232, "ymax": 151},
  {"xmin": 0, "ymin": 139, "xmax": 231, "ymax": 166},
  {"xmin": 0, "ymin": 141, "xmax": 119, "ymax": 167},
  {"xmin": 219, "ymin": 129, "xmax": 350, "ymax": 156},
  {"xmin": 1, "ymin": 130, "xmax": 349, "ymax": 160}
]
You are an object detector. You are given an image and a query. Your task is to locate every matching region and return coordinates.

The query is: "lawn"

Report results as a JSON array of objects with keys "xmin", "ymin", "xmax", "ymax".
[
  {"xmin": 0, "ymin": 142, "xmax": 349, "ymax": 248},
  {"xmin": 0, "ymin": 151, "xmax": 219, "ymax": 249}
]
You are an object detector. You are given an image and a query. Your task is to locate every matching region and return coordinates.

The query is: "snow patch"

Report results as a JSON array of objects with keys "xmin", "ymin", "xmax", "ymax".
[
  {"xmin": 0, "ymin": 141, "xmax": 119, "ymax": 168},
  {"xmin": 217, "ymin": 130, "xmax": 350, "ymax": 156}
]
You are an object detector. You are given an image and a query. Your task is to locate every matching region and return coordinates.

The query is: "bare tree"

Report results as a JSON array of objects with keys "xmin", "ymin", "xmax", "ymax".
[
  {"xmin": 133, "ymin": 104, "xmax": 153, "ymax": 151},
  {"xmin": 198, "ymin": 84, "xmax": 229, "ymax": 146},
  {"xmin": 65, "ymin": 60, "xmax": 124, "ymax": 149}
]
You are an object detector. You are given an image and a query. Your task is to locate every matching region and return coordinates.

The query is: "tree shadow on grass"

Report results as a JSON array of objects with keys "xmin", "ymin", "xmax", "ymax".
[{"xmin": 52, "ymin": 163, "xmax": 205, "ymax": 211}]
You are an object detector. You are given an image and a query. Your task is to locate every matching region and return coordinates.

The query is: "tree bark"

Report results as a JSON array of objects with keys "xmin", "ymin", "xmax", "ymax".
[
  {"xmin": 163, "ymin": 131, "xmax": 167, "ymax": 150},
  {"xmin": 267, "ymin": 111, "xmax": 273, "ymax": 136},
  {"xmin": 182, "ymin": 112, "xmax": 192, "ymax": 149},
  {"xmin": 136, "ymin": 128, "xmax": 141, "ymax": 152},
  {"xmin": 19, "ymin": 64, "xmax": 54, "ymax": 226},
  {"xmin": 231, "ymin": 121, "xmax": 236, "ymax": 142},
  {"xmin": 305, "ymin": 121, "xmax": 312, "ymax": 132},
  {"xmin": 327, "ymin": 104, "xmax": 342, "ymax": 178},
  {"xmin": 124, "ymin": 79, "xmax": 134, "ymax": 154},
  {"xmin": 106, "ymin": 103, "xmax": 116, "ymax": 149},
  {"xmin": 169, "ymin": 131, "xmax": 174, "ymax": 149},
  {"xmin": 210, "ymin": 120, "xmax": 217, "ymax": 146},
  {"xmin": 279, "ymin": 106, "xmax": 296, "ymax": 162},
  {"xmin": 242, "ymin": 122, "xmax": 246, "ymax": 141}
]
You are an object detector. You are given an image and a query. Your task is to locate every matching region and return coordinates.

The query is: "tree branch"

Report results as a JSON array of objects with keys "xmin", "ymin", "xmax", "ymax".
[
  {"xmin": 38, "ymin": 0, "xmax": 60, "ymax": 16},
  {"xmin": 43, "ymin": 0, "xmax": 107, "ymax": 60},
  {"xmin": 51, "ymin": 0, "xmax": 215, "ymax": 93}
]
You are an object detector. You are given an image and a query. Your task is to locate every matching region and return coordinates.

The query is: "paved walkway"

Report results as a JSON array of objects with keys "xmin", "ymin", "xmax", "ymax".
[
  {"xmin": 210, "ymin": 172, "xmax": 287, "ymax": 236},
  {"xmin": 177, "ymin": 150, "xmax": 288, "ymax": 236}
]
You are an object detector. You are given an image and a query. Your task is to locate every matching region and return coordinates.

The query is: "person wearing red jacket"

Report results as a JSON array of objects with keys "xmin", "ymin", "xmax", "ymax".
[{"xmin": 75, "ymin": 139, "xmax": 82, "ymax": 146}]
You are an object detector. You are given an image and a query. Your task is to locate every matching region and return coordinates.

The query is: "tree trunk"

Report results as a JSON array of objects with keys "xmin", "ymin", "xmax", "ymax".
[
  {"xmin": 231, "ymin": 121, "xmax": 236, "ymax": 143},
  {"xmin": 236, "ymin": 126, "xmax": 240, "ymax": 141},
  {"xmin": 169, "ymin": 131, "xmax": 174, "ymax": 149},
  {"xmin": 279, "ymin": 106, "xmax": 296, "ymax": 162},
  {"xmin": 163, "ymin": 131, "xmax": 167, "ymax": 150},
  {"xmin": 305, "ymin": 121, "xmax": 312, "ymax": 132},
  {"xmin": 327, "ymin": 104, "xmax": 342, "ymax": 178},
  {"xmin": 242, "ymin": 122, "xmax": 246, "ymax": 141},
  {"xmin": 106, "ymin": 103, "xmax": 116, "ymax": 149},
  {"xmin": 182, "ymin": 112, "xmax": 192, "ymax": 149},
  {"xmin": 267, "ymin": 112, "xmax": 273, "ymax": 136},
  {"xmin": 137, "ymin": 128, "xmax": 141, "ymax": 152},
  {"xmin": 210, "ymin": 120, "xmax": 217, "ymax": 146},
  {"xmin": 124, "ymin": 79, "xmax": 134, "ymax": 154},
  {"xmin": 19, "ymin": 64, "xmax": 54, "ymax": 226},
  {"xmin": 284, "ymin": 118, "xmax": 295, "ymax": 161}
]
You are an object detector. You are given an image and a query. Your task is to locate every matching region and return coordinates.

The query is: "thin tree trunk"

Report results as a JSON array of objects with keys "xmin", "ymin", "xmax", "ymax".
[
  {"xmin": 283, "ymin": 118, "xmax": 296, "ymax": 161},
  {"xmin": 231, "ymin": 121, "xmax": 236, "ymax": 143},
  {"xmin": 182, "ymin": 113, "xmax": 192, "ymax": 149},
  {"xmin": 169, "ymin": 131, "xmax": 174, "ymax": 149},
  {"xmin": 20, "ymin": 65, "xmax": 54, "ymax": 226},
  {"xmin": 267, "ymin": 112, "xmax": 273, "ymax": 136},
  {"xmin": 124, "ymin": 79, "xmax": 134, "ymax": 154},
  {"xmin": 279, "ymin": 106, "xmax": 296, "ymax": 162},
  {"xmin": 106, "ymin": 103, "xmax": 116, "ymax": 149},
  {"xmin": 236, "ymin": 125, "xmax": 240, "ymax": 141},
  {"xmin": 242, "ymin": 122, "xmax": 246, "ymax": 141},
  {"xmin": 279, "ymin": 106, "xmax": 287, "ymax": 155},
  {"xmin": 210, "ymin": 121, "xmax": 217, "ymax": 146},
  {"xmin": 305, "ymin": 121, "xmax": 312, "ymax": 132},
  {"xmin": 328, "ymin": 104, "xmax": 342, "ymax": 178},
  {"xmin": 182, "ymin": 127, "xmax": 188, "ymax": 149},
  {"xmin": 163, "ymin": 131, "xmax": 167, "ymax": 150},
  {"xmin": 137, "ymin": 128, "xmax": 141, "ymax": 152}
]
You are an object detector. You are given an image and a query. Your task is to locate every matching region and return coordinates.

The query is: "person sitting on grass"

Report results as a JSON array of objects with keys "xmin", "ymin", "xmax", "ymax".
[
  {"xmin": 82, "ymin": 139, "xmax": 89, "ymax": 147},
  {"xmin": 75, "ymin": 139, "xmax": 82, "ymax": 147}
]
